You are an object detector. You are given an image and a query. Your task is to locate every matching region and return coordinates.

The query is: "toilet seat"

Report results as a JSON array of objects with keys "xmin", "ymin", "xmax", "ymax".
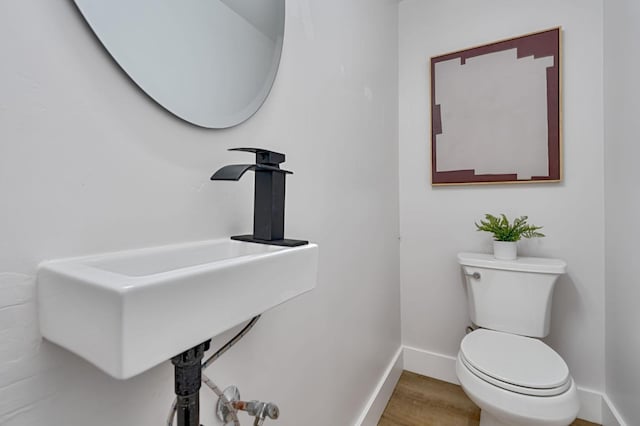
[
  {"xmin": 460, "ymin": 329, "xmax": 571, "ymax": 397},
  {"xmin": 460, "ymin": 352, "xmax": 571, "ymax": 396}
]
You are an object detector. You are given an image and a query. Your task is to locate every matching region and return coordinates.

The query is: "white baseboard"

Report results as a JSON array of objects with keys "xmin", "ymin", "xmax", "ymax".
[
  {"xmin": 401, "ymin": 345, "xmax": 605, "ymax": 424},
  {"xmin": 577, "ymin": 387, "xmax": 603, "ymax": 424},
  {"xmin": 602, "ymin": 394, "xmax": 627, "ymax": 426},
  {"xmin": 354, "ymin": 346, "xmax": 404, "ymax": 426},
  {"xmin": 403, "ymin": 345, "xmax": 459, "ymax": 384}
]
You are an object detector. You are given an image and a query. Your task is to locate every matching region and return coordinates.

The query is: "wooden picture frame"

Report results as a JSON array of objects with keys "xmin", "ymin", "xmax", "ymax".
[{"xmin": 430, "ymin": 28, "xmax": 562, "ymax": 186}]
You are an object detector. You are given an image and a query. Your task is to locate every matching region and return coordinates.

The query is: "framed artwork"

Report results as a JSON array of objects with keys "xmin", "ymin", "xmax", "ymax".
[{"xmin": 430, "ymin": 28, "xmax": 562, "ymax": 186}]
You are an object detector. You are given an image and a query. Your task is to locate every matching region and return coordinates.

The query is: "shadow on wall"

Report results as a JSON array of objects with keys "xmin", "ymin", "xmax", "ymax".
[{"xmin": 545, "ymin": 274, "xmax": 583, "ymax": 353}]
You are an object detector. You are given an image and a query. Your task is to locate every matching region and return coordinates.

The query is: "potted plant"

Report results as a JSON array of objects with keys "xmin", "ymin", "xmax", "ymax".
[{"xmin": 475, "ymin": 214, "xmax": 545, "ymax": 260}]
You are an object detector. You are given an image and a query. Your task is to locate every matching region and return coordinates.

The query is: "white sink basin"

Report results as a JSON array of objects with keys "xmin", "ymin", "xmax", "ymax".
[{"xmin": 37, "ymin": 239, "xmax": 318, "ymax": 379}]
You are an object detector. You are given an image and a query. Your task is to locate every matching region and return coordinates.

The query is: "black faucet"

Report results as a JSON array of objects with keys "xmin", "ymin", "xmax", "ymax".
[{"xmin": 211, "ymin": 148, "xmax": 308, "ymax": 247}]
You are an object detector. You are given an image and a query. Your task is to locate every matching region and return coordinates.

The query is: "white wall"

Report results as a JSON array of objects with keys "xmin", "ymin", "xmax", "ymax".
[
  {"xmin": 0, "ymin": 1, "xmax": 400, "ymax": 425},
  {"xmin": 604, "ymin": 0, "xmax": 640, "ymax": 424},
  {"xmin": 399, "ymin": 0, "xmax": 605, "ymax": 392}
]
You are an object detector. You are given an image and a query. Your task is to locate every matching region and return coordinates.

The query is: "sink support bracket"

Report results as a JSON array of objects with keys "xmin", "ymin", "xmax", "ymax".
[{"xmin": 171, "ymin": 341, "xmax": 211, "ymax": 426}]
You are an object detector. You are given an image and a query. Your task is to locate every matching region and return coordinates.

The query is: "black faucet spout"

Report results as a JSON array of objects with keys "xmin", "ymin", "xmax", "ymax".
[
  {"xmin": 211, "ymin": 164, "xmax": 257, "ymax": 181},
  {"xmin": 210, "ymin": 148, "xmax": 307, "ymax": 247},
  {"xmin": 211, "ymin": 164, "xmax": 293, "ymax": 181}
]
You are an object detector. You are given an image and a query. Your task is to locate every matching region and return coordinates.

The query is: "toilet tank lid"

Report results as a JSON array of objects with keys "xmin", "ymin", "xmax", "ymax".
[{"xmin": 457, "ymin": 252, "xmax": 567, "ymax": 274}]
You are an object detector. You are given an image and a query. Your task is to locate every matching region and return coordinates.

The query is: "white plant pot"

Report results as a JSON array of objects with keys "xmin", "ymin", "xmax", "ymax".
[{"xmin": 493, "ymin": 241, "xmax": 517, "ymax": 260}]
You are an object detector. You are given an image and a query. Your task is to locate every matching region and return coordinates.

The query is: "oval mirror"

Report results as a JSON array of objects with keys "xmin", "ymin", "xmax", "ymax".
[{"xmin": 73, "ymin": 0, "xmax": 285, "ymax": 128}]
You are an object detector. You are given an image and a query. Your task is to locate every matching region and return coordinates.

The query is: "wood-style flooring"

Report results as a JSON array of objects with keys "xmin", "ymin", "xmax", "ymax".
[{"xmin": 378, "ymin": 371, "xmax": 600, "ymax": 426}]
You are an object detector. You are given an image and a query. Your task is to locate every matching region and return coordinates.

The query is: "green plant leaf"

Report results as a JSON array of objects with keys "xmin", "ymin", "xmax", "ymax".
[{"xmin": 475, "ymin": 213, "xmax": 545, "ymax": 241}]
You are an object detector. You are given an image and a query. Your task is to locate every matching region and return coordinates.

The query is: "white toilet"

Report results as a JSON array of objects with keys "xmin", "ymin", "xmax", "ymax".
[{"xmin": 456, "ymin": 252, "xmax": 580, "ymax": 426}]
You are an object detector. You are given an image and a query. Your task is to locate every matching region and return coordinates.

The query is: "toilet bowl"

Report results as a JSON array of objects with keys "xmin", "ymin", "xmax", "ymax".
[
  {"xmin": 456, "ymin": 329, "xmax": 579, "ymax": 426},
  {"xmin": 456, "ymin": 253, "xmax": 579, "ymax": 426}
]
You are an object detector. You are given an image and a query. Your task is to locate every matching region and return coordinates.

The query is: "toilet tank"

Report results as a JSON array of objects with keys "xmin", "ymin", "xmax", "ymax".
[{"xmin": 457, "ymin": 252, "xmax": 567, "ymax": 338}]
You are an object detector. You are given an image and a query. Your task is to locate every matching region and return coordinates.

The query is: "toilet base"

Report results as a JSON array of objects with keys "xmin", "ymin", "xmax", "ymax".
[
  {"xmin": 480, "ymin": 410, "xmax": 515, "ymax": 426},
  {"xmin": 456, "ymin": 354, "xmax": 579, "ymax": 426},
  {"xmin": 479, "ymin": 409, "xmax": 573, "ymax": 426}
]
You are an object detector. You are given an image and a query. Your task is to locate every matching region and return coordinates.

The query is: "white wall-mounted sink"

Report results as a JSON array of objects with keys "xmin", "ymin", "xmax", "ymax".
[{"xmin": 37, "ymin": 239, "xmax": 318, "ymax": 379}]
